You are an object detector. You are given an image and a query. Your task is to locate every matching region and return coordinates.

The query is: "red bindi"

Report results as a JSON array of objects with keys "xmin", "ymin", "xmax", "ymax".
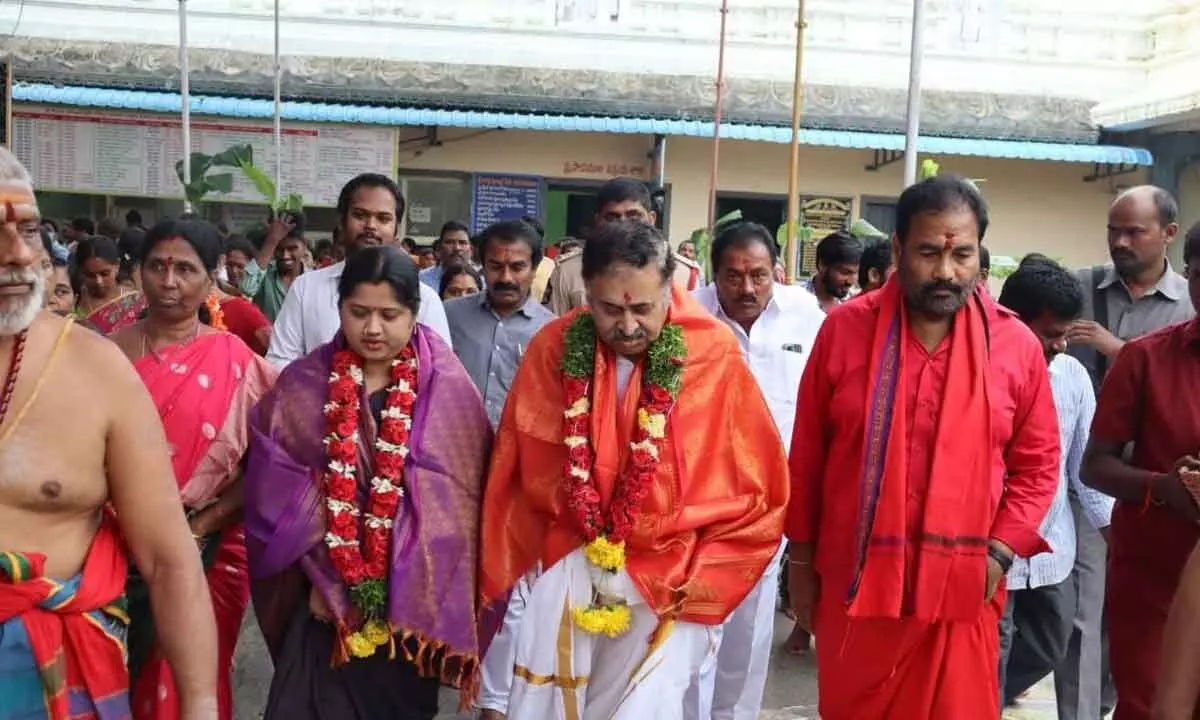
[
  {"xmin": 2, "ymin": 201, "xmax": 13, "ymax": 221},
  {"xmin": 623, "ymin": 292, "xmax": 632, "ymax": 304},
  {"xmin": 943, "ymin": 238, "xmax": 954, "ymax": 251}
]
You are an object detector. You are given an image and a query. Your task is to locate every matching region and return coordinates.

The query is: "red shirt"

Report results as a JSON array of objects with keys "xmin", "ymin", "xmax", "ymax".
[
  {"xmin": 1091, "ymin": 318, "xmax": 1200, "ymax": 581},
  {"xmin": 220, "ymin": 297, "xmax": 271, "ymax": 356},
  {"xmin": 787, "ymin": 294, "xmax": 1059, "ymax": 596}
]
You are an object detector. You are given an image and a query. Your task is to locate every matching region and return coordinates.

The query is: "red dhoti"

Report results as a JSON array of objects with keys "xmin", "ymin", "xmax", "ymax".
[{"xmin": 816, "ymin": 591, "xmax": 1004, "ymax": 719}]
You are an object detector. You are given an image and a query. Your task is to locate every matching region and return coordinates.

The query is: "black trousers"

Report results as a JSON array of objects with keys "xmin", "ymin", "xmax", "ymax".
[
  {"xmin": 998, "ymin": 578, "xmax": 1078, "ymax": 709},
  {"xmin": 998, "ymin": 578, "xmax": 1075, "ymax": 710}
]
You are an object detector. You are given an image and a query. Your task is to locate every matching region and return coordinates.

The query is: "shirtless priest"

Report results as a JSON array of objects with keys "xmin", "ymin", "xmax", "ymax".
[
  {"xmin": 0, "ymin": 148, "xmax": 219, "ymax": 719},
  {"xmin": 480, "ymin": 220, "xmax": 789, "ymax": 719}
]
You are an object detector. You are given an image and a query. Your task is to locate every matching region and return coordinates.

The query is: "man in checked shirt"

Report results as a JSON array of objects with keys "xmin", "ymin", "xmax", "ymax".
[{"xmin": 997, "ymin": 256, "xmax": 1114, "ymax": 711}]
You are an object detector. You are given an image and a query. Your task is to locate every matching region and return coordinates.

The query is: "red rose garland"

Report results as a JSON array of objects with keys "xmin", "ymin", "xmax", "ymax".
[
  {"xmin": 559, "ymin": 313, "xmax": 686, "ymax": 636},
  {"xmin": 323, "ymin": 344, "xmax": 418, "ymax": 657}
]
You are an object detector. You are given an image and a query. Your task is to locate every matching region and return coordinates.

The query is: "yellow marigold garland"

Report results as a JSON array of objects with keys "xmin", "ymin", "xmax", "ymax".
[
  {"xmin": 571, "ymin": 603, "xmax": 633, "ymax": 638},
  {"xmin": 346, "ymin": 619, "xmax": 394, "ymax": 658},
  {"xmin": 583, "ymin": 536, "xmax": 626, "ymax": 572}
]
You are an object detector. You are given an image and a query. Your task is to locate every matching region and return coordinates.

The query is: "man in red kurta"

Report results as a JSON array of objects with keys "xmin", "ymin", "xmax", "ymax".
[
  {"xmin": 1081, "ymin": 227, "xmax": 1200, "ymax": 720},
  {"xmin": 787, "ymin": 175, "xmax": 1060, "ymax": 719}
]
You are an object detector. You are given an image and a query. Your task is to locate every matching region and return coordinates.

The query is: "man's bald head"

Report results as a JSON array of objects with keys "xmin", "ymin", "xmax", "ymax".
[
  {"xmin": 1107, "ymin": 185, "xmax": 1178, "ymax": 281},
  {"xmin": 1112, "ymin": 185, "xmax": 1178, "ymax": 228}
]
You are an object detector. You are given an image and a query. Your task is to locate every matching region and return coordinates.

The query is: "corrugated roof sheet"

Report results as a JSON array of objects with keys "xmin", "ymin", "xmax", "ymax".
[{"xmin": 13, "ymin": 83, "xmax": 1154, "ymax": 166}]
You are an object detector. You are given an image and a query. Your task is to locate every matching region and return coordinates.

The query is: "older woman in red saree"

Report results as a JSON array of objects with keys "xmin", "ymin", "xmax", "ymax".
[{"xmin": 110, "ymin": 218, "xmax": 276, "ymax": 720}]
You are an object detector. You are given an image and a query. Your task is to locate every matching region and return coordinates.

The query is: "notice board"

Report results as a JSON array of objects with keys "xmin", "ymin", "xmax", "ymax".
[
  {"xmin": 471, "ymin": 173, "xmax": 542, "ymax": 234},
  {"xmin": 11, "ymin": 108, "xmax": 397, "ymax": 207}
]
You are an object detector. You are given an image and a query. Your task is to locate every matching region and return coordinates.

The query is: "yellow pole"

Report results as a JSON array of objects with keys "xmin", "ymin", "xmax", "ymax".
[
  {"xmin": 784, "ymin": 0, "xmax": 807, "ymax": 283},
  {"xmin": 3, "ymin": 64, "xmax": 12, "ymax": 149}
]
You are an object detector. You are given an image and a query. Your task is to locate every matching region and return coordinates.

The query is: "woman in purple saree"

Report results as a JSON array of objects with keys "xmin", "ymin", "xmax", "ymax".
[{"xmin": 244, "ymin": 245, "xmax": 496, "ymax": 720}]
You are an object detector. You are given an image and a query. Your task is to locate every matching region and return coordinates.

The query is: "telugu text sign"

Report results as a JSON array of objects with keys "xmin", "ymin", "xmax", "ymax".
[
  {"xmin": 471, "ymin": 173, "xmax": 542, "ymax": 234},
  {"xmin": 11, "ymin": 109, "xmax": 396, "ymax": 207}
]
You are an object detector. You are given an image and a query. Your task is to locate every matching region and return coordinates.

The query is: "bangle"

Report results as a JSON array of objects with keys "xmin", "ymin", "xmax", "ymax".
[{"xmin": 987, "ymin": 546, "xmax": 1013, "ymax": 573}]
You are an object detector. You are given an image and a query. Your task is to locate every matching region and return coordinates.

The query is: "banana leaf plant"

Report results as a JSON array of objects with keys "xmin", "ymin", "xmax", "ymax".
[
  {"xmin": 175, "ymin": 143, "xmax": 304, "ymax": 213},
  {"xmin": 849, "ymin": 218, "xmax": 887, "ymax": 240},
  {"xmin": 920, "ymin": 157, "xmax": 986, "ymax": 191},
  {"xmin": 775, "ymin": 220, "xmax": 816, "ymax": 279},
  {"xmin": 688, "ymin": 210, "xmax": 743, "ymax": 278}
]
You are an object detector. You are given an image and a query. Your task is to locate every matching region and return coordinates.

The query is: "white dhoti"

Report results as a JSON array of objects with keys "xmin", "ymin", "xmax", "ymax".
[
  {"xmin": 479, "ymin": 576, "xmax": 531, "ymax": 713},
  {"xmin": 507, "ymin": 548, "xmax": 712, "ymax": 720},
  {"xmin": 683, "ymin": 539, "xmax": 785, "ymax": 720}
]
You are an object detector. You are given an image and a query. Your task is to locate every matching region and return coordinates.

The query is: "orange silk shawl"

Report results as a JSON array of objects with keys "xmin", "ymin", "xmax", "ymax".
[{"xmin": 479, "ymin": 286, "xmax": 789, "ymax": 625}]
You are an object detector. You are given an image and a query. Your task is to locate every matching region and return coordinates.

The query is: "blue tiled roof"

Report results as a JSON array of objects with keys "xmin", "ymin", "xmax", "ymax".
[{"xmin": 13, "ymin": 83, "xmax": 1154, "ymax": 166}]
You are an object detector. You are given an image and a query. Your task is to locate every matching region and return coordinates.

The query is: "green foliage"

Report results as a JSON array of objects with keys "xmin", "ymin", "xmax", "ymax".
[
  {"xmin": 175, "ymin": 152, "xmax": 234, "ymax": 204},
  {"xmin": 773, "ymin": 221, "xmax": 816, "ymax": 277},
  {"xmin": 689, "ymin": 210, "xmax": 743, "ymax": 278},
  {"xmin": 348, "ymin": 579, "xmax": 387, "ymax": 620},
  {"xmin": 849, "ymin": 218, "xmax": 887, "ymax": 240},
  {"xmin": 561, "ymin": 313, "xmax": 597, "ymax": 378},
  {"xmin": 918, "ymin": 156, "xmax": 987, "ymax": 191},
  {"xmin": 645, "ymin": 323, "xmax": 685, "ymax": 396},
  {"xmin": 174, "ymin": 142, "xmax": 305, "ymax": 213}
]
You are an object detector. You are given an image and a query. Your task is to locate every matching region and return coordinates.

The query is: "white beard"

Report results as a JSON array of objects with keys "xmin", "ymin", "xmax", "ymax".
[{"xmin": 0, "ymin": 269, "xmax": 45, "ymax": 336}]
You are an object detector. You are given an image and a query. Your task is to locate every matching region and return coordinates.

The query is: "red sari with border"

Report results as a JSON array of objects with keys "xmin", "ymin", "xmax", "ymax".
[
  {"xmin": 84, "ymin": 293, "xmax": 147, "ymax": 335},
  {"xmin": 126, "ymin": 332, "xmax": 276, "ymax": 720}
]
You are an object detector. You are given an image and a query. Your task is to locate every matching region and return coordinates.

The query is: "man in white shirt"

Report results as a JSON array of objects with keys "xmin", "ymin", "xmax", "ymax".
[
  {"xmin": 267, "ymin": 173, "xmax": 451, "ymax": 367},
  {"xmin": 996, "ymin": 257, "xmax": 1113, "ymax": 711},
  {"xmin": 687, "ymin": 221, "xmax": 825, "ymax": 720}
]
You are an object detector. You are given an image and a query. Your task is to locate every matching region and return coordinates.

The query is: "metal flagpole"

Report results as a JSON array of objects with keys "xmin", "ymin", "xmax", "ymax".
[
  {"xmin": 178, "ymin": 0, "xmax": 192, "ymax": 214},
  {"xmin": 705, "ymin": 0, "xmax": 729, "ymax": 231},
  {"xmin": 273, "ymin": 0, "xmax": 282, "ymax": 204},
  {"xmin": 784, "ymin": 0, "xmax": 807, "ymax": 283},
  {"xmin": 902, "ymin": 0, "xmax": 926, "ymax": 188}
]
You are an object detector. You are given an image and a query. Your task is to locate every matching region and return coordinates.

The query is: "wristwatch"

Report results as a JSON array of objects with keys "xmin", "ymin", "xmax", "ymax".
[{"xmin": 987, "ymin": 545, "xmax": 1013, "ymax": 573}]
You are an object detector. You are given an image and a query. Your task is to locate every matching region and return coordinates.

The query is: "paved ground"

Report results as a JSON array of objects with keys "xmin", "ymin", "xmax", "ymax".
[{"xmin": 232, "ymin": 610, "xmax": 1058, "ymax": 719}]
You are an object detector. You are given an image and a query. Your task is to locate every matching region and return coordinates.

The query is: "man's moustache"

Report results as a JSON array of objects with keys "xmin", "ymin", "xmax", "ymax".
[
  {"xmin": 921, "ymin": 281, "xmax": 963, "ymax": 296},
  {"xmin": 0, "ymin": 268, "xmax": 37, "ymax": 284},
  {"xmin": 608, "ymin": 330, "xmax": 646, "ymax": 341},
  {"xmin": 492, "ymin": 282, "xmax": 520, "ymax": 294}
]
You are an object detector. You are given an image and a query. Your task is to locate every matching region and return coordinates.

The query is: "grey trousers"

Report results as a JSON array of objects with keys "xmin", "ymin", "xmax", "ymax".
[
  {"xmin": 1054, "ymin": 495, "xmax": 1114, "ymax": 719},
  {"xmin": 1000, "ymin": 579, "xmax": 1077, "ymax": 707}
]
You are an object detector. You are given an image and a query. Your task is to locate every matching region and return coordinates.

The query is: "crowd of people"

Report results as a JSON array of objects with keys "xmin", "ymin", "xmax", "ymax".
[{"xmin": 3, "ymin": 138, "xmax": 1200, "ymax": 720}]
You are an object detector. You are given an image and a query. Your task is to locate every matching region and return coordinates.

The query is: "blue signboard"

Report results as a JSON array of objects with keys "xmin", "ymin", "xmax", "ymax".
[{"xmin": 471, "ymin": 173, "xmax": 542, "ymax": 234}]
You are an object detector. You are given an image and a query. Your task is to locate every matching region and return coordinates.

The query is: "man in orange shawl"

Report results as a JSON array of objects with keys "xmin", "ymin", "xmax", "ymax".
[
  {"xmin": 479, "ymin": 220, "xmax": 788, "ymax": 719},
  {"xmin": 788, "ymin": 176, "xmax": 1060, "ymax": 719}
]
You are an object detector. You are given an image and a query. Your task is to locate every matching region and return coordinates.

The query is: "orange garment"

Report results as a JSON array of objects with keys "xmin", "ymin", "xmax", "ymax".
[
  {"xmin": 479, "ymin": 286, "xmax": 789, "ymax": 624},
  {"xmin": 788, "ymin": 278, "xmax": 1060, "ymax": 718}
]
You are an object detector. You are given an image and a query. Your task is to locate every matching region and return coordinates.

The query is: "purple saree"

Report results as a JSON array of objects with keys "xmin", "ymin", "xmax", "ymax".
[{"xmin": 244, "ymin": 324, "xmax": 495, "ymax": 710}]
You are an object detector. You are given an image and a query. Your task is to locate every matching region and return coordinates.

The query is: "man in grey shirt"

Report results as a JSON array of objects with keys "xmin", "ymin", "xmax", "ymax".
[
  {"xmin": 444, "ymin": 219, "xmax": 555, "ymax": 428},
  {"xmin": 1057, "ymin": 186, "xmax": 1195, "ymax": 720}
]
